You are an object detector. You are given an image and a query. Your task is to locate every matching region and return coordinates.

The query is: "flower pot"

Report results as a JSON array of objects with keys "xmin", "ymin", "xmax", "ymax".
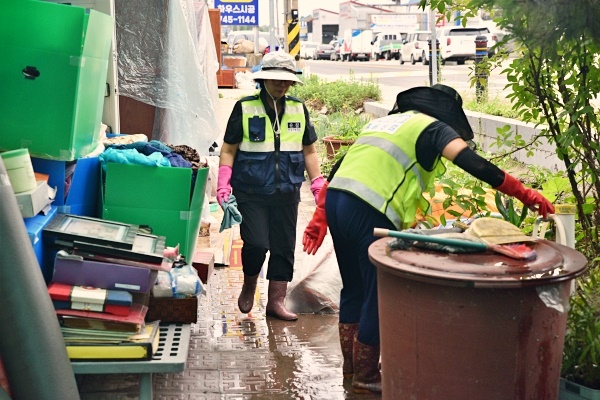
[
  {"xmin": 321, "ymin": 136, "xmax": 354, "ymax": 160},
  {"xmin": 560, "ymin": 378, "xmax": 600, "ymax": 400}
]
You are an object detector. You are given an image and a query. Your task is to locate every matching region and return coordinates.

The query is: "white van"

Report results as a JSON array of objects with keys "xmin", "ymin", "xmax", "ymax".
[
  {"xmin": 436, "ymin": 27, "xmax": 497, "ymax": 64},
  {"xmin": 400, "ymin": 31, "xmax": 432, "ymax": 65}
]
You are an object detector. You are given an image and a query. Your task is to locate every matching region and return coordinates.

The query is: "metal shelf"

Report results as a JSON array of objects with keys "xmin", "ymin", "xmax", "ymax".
[{"xmin": 71, "ymin": 323, "xmax": 191, "ymax": 399}]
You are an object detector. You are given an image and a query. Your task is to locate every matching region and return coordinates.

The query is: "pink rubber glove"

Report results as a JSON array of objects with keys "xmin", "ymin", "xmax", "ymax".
[
  {"xmin": 303, "ymin": 181, "xmax": 329, "ymax": 255},
  {"xmin": 494, "ymin": 172, "xmax": 555, "ymax": 218},
  {"xmin": 217, "ymin": 165, "xmax": 232, "ymax": 207},
  {"xmin": 310, "ymin": 175, "xmax": 325, "ymax": 202}
]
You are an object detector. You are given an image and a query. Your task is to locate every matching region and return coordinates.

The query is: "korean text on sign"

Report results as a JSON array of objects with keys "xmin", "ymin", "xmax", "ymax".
[{"xmin": 215, "ymin": 0, "xmax": 258, "ymax": 26}]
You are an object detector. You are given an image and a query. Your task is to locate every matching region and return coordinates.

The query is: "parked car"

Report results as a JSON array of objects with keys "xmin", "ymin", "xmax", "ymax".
[
  {"xmin": 330, "ymin": 40, "xmax": 342, "ymax": 61},
  {"xmin": 313, "ymin": 44, "xmax": 335, "ymax": 60},
  {"xmin": 400, "ymin": 31, "xmax": 432, "ymax": 65},
  {"xmin": 436, "ymin": 27, "xmax": 498, "ymax": 64},
  {"xmin": 300, "ymin": 41, "xmax": 319, "ymax": 59}
]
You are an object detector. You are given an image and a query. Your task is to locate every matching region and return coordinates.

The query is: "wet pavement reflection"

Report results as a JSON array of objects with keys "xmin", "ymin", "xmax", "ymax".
[
  {"xmin": 75, "ymin": 90, "xmax": 383, "ymax": 399},
  {"xmin": 77, "ymin": 261, "xmax": 381, "ymax": 399}
]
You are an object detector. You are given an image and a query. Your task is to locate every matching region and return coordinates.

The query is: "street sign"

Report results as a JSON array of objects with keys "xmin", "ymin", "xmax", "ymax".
[{"xmin": 215, "ymin": 0, "xmax": 258, "ymax": 26}]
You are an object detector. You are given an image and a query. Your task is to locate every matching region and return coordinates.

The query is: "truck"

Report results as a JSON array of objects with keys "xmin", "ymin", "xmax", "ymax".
[
  {"xmin": 340, "ymin": 29, "xmax": 373, "ymax": 62},
  {"xmin": 371, "ymin": 31, "xmax": 407, "ymax": 61}
]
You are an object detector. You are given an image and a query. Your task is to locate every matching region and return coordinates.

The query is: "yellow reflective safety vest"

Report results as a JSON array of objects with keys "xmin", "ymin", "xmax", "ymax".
[
  {"xmin": 231, "ymin": 95, "xmax": 306, "ymax": 194},
  {"xmin": 329, "ymin": 111, "xmax": 446, "ymax": 229}
]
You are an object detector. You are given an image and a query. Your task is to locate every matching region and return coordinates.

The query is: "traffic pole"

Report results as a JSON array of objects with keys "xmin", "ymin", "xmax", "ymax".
[
  {"xmin": 428, "ymin": 38, "xmax": 440, "ymax": 86},
  {"xmin": 474, "ymin": 35, "xmax": 488, "ymax": 103}
]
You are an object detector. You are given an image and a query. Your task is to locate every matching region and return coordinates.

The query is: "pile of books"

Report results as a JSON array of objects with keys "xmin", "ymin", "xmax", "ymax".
[{"xmin": 43, "ymin": 214, "xmax": 174, "ymax": 361}]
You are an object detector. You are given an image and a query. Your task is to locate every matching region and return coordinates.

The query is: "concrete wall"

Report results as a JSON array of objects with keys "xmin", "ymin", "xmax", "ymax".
[{"xmin": 363, "ymin": 101, "xmax": 563, "ymax": 172}]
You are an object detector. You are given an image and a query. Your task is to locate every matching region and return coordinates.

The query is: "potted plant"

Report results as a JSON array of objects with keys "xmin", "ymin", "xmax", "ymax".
[
  {"xmin": 560, "ymin": 266, "xmax": 600, "ymax": 399},
  {"xmin": 320, "ymin": 112, "xmax": 372, "ymax": 160}
]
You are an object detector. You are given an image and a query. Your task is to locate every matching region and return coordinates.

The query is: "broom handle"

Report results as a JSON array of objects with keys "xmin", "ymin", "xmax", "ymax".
[{"xmin": 373, "ymin": 228, "xmax": 488, "ymax": 251}]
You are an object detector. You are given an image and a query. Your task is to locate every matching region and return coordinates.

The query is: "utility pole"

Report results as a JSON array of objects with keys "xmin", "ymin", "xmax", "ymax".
[
  {"xmin": 269, "ymin": 0, "xmax": 276, "ymax": 52},
  {"xmin": 284, "ymin": 0, "xmax": 299, "ymax": 56},
  {"xmin": 283, "ymin": 0, "xmax": 288, "ymax": 51},
  {"xmin": 275, "ymin": 0, "xmax": 280, "ymax": 37},
  {"xmin": 430, "ymin": 8, "xmax": 438, "ymax": 85}
]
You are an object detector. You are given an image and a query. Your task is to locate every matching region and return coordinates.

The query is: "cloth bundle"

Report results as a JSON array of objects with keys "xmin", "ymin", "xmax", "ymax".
[{"xmin": 219, "ymin": 194, "xmax": 243, "ymax": 232}]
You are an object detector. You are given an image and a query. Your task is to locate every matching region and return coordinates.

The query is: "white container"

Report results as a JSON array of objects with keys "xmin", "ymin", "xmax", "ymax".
[{"xmin": 0, "ymin": 148, "xmax": 37, "ymax": 194}]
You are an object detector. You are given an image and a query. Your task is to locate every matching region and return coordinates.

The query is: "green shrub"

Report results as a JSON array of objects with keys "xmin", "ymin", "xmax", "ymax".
[
  {"xmin": 289, "ymin": 74, "xmax": 381, "ymax": 114},
  {"xmin": 561, "ymin": 266, "xmax": 600, "ymax": 389},
  {"xmin": 463, "ymin": 94, "xmax": 522, "ymax": 120}
]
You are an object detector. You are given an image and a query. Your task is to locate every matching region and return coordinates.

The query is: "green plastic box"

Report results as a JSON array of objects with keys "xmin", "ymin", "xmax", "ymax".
[
  {"xmin": 0, "ymin": 0, "xmax": 114, "ymax": 161},
  {"xmin": 102, "ymin": 163, "xmax": 209, "ymax": 262}
]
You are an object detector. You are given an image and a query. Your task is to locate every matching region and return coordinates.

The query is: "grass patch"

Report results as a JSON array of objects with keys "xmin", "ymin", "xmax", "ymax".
[
  {"xmin": 289, "ymin": 74, "xmax": 382, "ymax": 114},
  {"xmin": 462, "ymin": 94, "xmax": 522, "ymax": 119}
]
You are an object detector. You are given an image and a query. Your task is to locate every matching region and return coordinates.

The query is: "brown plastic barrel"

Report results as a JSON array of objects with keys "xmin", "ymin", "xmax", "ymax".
[{"xmin": 369, "ymin": 239, "xmax": 588, "ymax": 400}]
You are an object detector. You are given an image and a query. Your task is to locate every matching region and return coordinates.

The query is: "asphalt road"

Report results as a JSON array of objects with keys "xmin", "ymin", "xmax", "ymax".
[{"xmin": 302, "ymin": 58, "xmax": 511, "ymax": 100}]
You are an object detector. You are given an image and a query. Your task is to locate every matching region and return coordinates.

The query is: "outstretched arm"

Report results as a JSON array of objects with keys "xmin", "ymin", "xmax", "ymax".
[{"xmin": 449, "ymin": 141, "xmax": 554, "ymax": 218}]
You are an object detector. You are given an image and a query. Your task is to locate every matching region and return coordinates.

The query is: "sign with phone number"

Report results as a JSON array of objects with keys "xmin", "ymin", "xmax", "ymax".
[{"xmin": 215, "ymin": 0, "xmax": 258, "ymax": 26}]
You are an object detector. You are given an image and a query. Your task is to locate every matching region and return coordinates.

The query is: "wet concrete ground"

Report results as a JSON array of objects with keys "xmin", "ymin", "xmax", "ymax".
[
  {"xmin": 75, "ymin": 88, "xmax": 382, "ymax": 399},
  {"xmin": 76, "ymin": 187, "xmax": 381, "ymax": 399}
]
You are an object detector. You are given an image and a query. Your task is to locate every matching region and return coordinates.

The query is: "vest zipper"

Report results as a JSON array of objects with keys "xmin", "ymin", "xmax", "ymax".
[{"xmin": 274, "ymin": 131, "xmax": 281, "ymax": 190}]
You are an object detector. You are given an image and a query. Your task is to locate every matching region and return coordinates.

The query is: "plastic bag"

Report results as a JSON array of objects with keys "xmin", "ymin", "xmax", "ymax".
[{"xmin": 170, "ymin": 263, "xmax": 205, "ymax": 297}]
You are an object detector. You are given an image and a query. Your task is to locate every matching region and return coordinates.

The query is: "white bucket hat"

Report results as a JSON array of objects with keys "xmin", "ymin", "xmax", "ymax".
[{"xmin": 253, "ymin": 52, "xmax": 303, "ymax": 84}]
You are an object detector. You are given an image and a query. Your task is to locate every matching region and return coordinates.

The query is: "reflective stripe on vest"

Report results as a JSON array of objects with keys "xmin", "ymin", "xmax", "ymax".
[
  {"xmin": 240, "ymin": 99, "xmax": 304, "ymax": 152},
  {"xmin": 232, "ymin": 97, "xmax": 306, "ymax": 194},
  {"xmin": 329, "ymin": 111, "xmax": 446, "ymax": 229}
]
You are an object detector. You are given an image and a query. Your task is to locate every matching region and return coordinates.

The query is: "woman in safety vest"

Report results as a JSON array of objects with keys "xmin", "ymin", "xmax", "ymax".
[
  {"xmin": 302, "ymin": 84, "xmax": 554, "ymax": 394},
  {"xmin": 217, "ymin": 52, "xmax": 325, "ymax": 321}
]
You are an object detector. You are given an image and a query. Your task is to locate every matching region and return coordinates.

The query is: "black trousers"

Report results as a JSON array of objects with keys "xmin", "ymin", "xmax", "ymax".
[{"xmin": 236, "ymin": 191, "xmax": 299, "ymax": 282}]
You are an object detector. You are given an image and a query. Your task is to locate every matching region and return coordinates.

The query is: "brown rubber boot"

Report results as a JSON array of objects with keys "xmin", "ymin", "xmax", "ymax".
[
  {"xmin": 266, "ymin": 281, "xmax": 298, "ymax": 321},
  {"xmin": 339, "ymin": 323, "xmax": 359, "ymax": 379},
  {"xmin": 352, "ymin": 337, "xmax": 382, "ymax": 394},
  {"xmin": 237, "ymin": 274, "xmax": 259, "ymax": 313}
]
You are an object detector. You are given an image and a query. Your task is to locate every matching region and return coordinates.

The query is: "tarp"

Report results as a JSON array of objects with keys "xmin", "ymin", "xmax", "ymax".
[{"xmin": 115, "ymin": 0, "xmax": 220, "ymax": 155}]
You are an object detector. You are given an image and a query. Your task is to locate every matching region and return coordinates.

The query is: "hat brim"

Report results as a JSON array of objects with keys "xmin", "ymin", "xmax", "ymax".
[
  {"xmin": 393, "ymin": 87, "xmax": 473, "ymax": 140},
  {"xmin": 466, "ymin": 217, "xmax": 536, "ymax": 245},
  {"xmin": 253, "ymin": 69, "xmax": 303, "ymax": 84}
]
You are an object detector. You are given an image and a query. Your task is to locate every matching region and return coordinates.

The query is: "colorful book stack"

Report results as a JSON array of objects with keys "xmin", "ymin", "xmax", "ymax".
[{"xmin": 42, "ymin": 214, "xmax": 174, "ymax": 361}]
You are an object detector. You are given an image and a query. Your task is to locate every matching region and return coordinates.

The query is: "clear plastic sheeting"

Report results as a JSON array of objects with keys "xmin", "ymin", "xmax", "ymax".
[
  {"xmin": 536, "ymin": 284, "xmax": 569, "ymax": 313},
  {"xmin": 115, "ymin": 0, "xmax": 219, "ymax": 155},
  {"xmin": 287, "ymin": 234, "xmax": 342, "ymax": 314}
]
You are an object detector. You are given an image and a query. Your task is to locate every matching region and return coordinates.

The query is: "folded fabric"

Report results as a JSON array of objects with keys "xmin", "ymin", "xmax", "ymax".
[
  {"xmin": 99, "ymin": 147, "xmax": 171, "ymax": 170},
  {"xmin": 219, "ymin": 194, "xmax": 243, "ymax": 232},
  {"xmin": 106, "ymin": 142, "xmax": 191, "ymax": 168}
]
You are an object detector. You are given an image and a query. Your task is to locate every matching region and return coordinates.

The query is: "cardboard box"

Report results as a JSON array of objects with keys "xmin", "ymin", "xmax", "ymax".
[
  {"xmin": 24, "ymin": 205, "xmax": 57, "ymax": 282},
  {"xmin": 218, "ymin": 69, "xmax": 235, "ymax": 88},
  {"xmin": 15, "ymin": 180, "xmax": 54, "ymax": 218},
  {"xmin": 0, "ymin": 0, "xmax": 114, "ymax": 160},
  {"xmin": 31, "ymin": 157, "xmax": 100, "ymax": 217},
  {"xmin": 146, "ymin": 295, "xmax": 198, "ymax": 324},
  {"xmin": 101, "ymin": 163, "xmax": 209, "ymax": 262},
  {"xmin": 192, "ymin": 251, "xmax": 215, "ymax": 284}
]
